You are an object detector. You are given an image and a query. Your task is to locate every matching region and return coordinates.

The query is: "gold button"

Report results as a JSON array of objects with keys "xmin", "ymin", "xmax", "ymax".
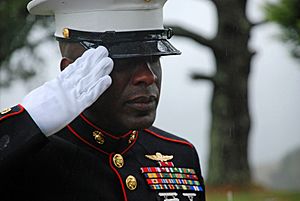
[
  {"xmin": 1, "ymin": 108, "xmax": 11, "ymax": 115},
  {"xmin": 113, "ymin": 154, "xmax": 124, "ymax": 168},
  {"xmin": 126, "ymin": 175, "xmax": 137, "ymax": 190},
  {"xmin": 128, "ymin": 130, "xmax": 137, "ymax": 144},
  {"xmin": 92, "ymin": 131, "xmax": 105, "ymax": 144},
  {"xmin": 62, "ymin": 28, "xmax": 70, "ymax": 38},
  {"xmin": 144, "ymin": 0, "xmax": 151, "ymax": 2}
]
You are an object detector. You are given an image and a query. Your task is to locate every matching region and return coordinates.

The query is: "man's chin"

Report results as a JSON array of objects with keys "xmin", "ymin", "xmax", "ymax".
[{"xmin": 126, "ymin": 114, "xmax": 156, "ymax": 130}]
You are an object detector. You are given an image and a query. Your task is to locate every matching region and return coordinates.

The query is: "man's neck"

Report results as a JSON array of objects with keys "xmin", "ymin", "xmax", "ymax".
[{"xmin": 81, "ymin": 110, "xmax": 130, "ymax": 136}]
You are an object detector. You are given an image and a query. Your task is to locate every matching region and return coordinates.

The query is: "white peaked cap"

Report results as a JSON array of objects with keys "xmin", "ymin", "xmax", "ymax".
[
  {"xmin": 27, "ymin": 0, "xmax": 181, "ymax": 58},
  {"xmin": 27, "ymin": 0, "xmax": 167, "ymax": 38}
]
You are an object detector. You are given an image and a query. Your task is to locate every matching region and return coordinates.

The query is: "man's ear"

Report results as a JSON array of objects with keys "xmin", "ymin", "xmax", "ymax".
[{"xmin": 60, "ymin": 57, "xmax": 74, "ymax": 71}]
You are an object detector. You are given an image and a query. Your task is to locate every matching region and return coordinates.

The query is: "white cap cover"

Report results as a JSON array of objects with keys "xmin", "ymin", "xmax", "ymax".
[
  {"xmin": 27, "ymin": 0, "xmax": 181, "ymax": 58},
  {"xmin": 27, "ymin": 0, "xmax": 167, "ymax": 37}
]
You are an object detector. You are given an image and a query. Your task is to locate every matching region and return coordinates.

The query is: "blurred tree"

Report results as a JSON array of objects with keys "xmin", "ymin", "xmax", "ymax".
[
  {"xmin": 264, "ymin": 0, "xmax": 300, "ymax": 59},
  {"xmin": 0, "ymin": 0, "xmax": 52, "ymax": 88},
  {"xmin": 168, "ymin": 0, "xmax": 256, "ymax": 186}
]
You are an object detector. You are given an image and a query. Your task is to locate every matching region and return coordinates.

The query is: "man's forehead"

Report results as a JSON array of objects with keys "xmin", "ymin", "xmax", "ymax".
[
  {"xmin": 114, "ymin": 56, "xmax": 160, "ymax": 61},
  {"xmin": 114, "ymin": 56, "xmax": 161, "ymax": 63}
]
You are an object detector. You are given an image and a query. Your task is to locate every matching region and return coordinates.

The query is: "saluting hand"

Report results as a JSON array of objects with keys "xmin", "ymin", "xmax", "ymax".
[{"xmin": 22, "ymin": 46, "xmax": 113, "ymax": 136}]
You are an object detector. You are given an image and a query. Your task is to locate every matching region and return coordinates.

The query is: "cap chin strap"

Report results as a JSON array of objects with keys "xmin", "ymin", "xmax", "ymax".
[{"xmin": 55, "ymin": 28, "xmax": 174, "ymax": 43}]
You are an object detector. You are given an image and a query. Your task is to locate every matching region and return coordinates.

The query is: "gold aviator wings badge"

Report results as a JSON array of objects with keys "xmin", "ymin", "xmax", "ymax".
[{"xmin": 145, "ymin": 152, "xmax": 173, "ymax": 162}]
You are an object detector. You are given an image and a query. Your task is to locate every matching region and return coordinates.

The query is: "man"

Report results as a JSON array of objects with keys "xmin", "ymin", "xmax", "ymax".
[{"xmin": 0, "ymin": 0, "xmax": 205, "ymax": 200}]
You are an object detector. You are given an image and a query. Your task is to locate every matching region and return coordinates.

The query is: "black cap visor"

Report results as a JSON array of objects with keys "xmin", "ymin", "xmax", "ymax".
[{"xmin": 56, "ymin": 29, "xmax": 181, "ymax": 59}]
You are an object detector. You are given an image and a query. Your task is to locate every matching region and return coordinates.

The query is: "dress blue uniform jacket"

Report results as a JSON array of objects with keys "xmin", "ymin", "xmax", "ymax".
[{"xmin": 0, "ymin": 105, "xmax": 205, "ymax": 201}]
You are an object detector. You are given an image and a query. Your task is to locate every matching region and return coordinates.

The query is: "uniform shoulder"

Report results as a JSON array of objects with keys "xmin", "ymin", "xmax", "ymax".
[
  {"xmin": 0, "ymin": 104, "xmax": 24, "ymax": 121},
  {"xmin": 144, "ymin": 126, "xmax": 194, "ymax": 148}
]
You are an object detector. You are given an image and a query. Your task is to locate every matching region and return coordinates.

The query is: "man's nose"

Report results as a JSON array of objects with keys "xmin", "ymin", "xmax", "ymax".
[{"xmin": 132, "ymin": 62, "xmax": 157, "ymax": 86}]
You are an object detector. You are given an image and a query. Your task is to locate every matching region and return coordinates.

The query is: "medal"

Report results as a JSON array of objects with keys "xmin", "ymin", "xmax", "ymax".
[
  {"xmin": 141, "ymin": 152, "xmax": 203, "ymax": 200},
  {"xmin": 158, "ymin": 192, "xmax": 179, "ymax": 201},
  {"xmin": 183, "ymin": 193, "xmax": 197, "ymax": 201}
]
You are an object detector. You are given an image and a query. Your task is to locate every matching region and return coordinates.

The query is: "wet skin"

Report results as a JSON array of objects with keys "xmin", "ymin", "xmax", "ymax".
[{"xmin": 82, "ymin": 56, "xmax": 162, "ymax": 135}]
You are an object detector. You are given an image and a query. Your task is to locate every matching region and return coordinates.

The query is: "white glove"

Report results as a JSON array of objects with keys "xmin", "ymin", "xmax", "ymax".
[{"xmin": 22, "ymin": 46, "xmax": 113, "ymax": 137}]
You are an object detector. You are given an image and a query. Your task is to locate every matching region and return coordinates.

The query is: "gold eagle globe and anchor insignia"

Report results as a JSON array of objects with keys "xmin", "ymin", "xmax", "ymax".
[
  {"xmin": 92, "ymin": 130, "xmax": 105, "ymax": 144},
  {"xmin": 0, "ymin": 108, "xmax": 12, "ymax": 115},
  {"xmin": 145, "ymin": 152, "xmax": 173, "ymax": 162}
]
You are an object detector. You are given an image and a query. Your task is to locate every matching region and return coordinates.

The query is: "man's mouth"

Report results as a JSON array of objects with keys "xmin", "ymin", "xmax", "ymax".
[{"xmin": 126, "ymin": 95, "xmax": 157, "ymax": 111}]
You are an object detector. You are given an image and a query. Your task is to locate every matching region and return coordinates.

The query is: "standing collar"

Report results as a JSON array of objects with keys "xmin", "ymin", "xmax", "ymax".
[{"xmin": 67, "ymin": 114, "xmax": 138, "ymax": 155}]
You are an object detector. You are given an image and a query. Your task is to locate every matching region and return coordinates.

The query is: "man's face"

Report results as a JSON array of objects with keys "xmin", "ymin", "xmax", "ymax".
[{"xmin": 86, "ymin": 56, "xmax": 162, "ymax": 132}]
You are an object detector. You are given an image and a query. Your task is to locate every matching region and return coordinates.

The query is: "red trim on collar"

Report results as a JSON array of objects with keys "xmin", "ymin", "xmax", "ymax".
[
  {"xmin": 0, "ymin": 104, "xmax": 24, "ymax": 121},
  {"xmin": 79, "ymin": 114, "xmax": 132, "ymax": 139},
  {"xmin": 109, "ymin": 153, "xmax": 128, "ymax": 201},
  {"xmin": 67, "ymin": 124, "xmax": 139, "ymax": 155},
  {"xmin": 144, "ymin": 129, "xmax": 193, "ymax": 148},
  {"xmin": 67, "ymin": 125, "xmax": 110, "ymax": 155}
]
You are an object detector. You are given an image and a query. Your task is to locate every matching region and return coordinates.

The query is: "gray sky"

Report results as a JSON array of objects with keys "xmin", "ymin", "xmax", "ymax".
[
  {"xmin": 156, "ymin": 0, "xmax": 300, "ymax": 175},
  {"xmin": 1, "ymin": 0, "xmax": 300, "ymax": 178}
]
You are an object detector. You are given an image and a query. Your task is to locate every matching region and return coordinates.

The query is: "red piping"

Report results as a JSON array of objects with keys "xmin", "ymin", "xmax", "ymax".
[
  {"xmin": 67, "ymin": 125, "xmax": 109, "ymax": 155},
  {"xmin": 120, "ymin": 130, "xmax": 133, "ymax": 138},
  {"xmin": 109, "ymin": 153, "xmax": 128, "ymax": 201},
  {"xmin": 79, "ymin": 114, "xmax": 132, "ymax": 139},
  {"xmin": 144, "ymin": 129, "xmax": 193, "ymax": 148},
  {"xmin": 0, "ymin": 104, "xmax": 24, "ymax": 121}
]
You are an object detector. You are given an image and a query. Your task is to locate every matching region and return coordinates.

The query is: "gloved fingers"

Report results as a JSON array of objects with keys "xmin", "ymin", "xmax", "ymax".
[
  {"xmin": 84, "ymin": 56, "xmax": 113, "ymax": 82},
  {"xmin": 72, "ymin": 47, "xmax": 101, "ymax": 67},
  {"xmin": 59, "ymin": 48, "xmax": 97, "ymax": 78},
  {"xmin": 76, "ymin": 57, "xmax": 113, "ymax": 96},
  {"xmin": 59, "ymin": 46, "xmax": 110, "ymax": 83},
  {"xmin": 76, "ymin": 47, "xmax": 110, "ymax": 80},
  {"xmin": 73, "ymin": 46, "xmax": 109, "ymax": 75},
  {"xmin": 77, "ymin": 75, "xmax": 112, "ymax": 106},
  {"xmin": 86, "ymin": 46, "xmax": 110, "ymax": 67},
  {"xmin": 88, "ymin": 56, "xmax": 114, "ymax": 80}
]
